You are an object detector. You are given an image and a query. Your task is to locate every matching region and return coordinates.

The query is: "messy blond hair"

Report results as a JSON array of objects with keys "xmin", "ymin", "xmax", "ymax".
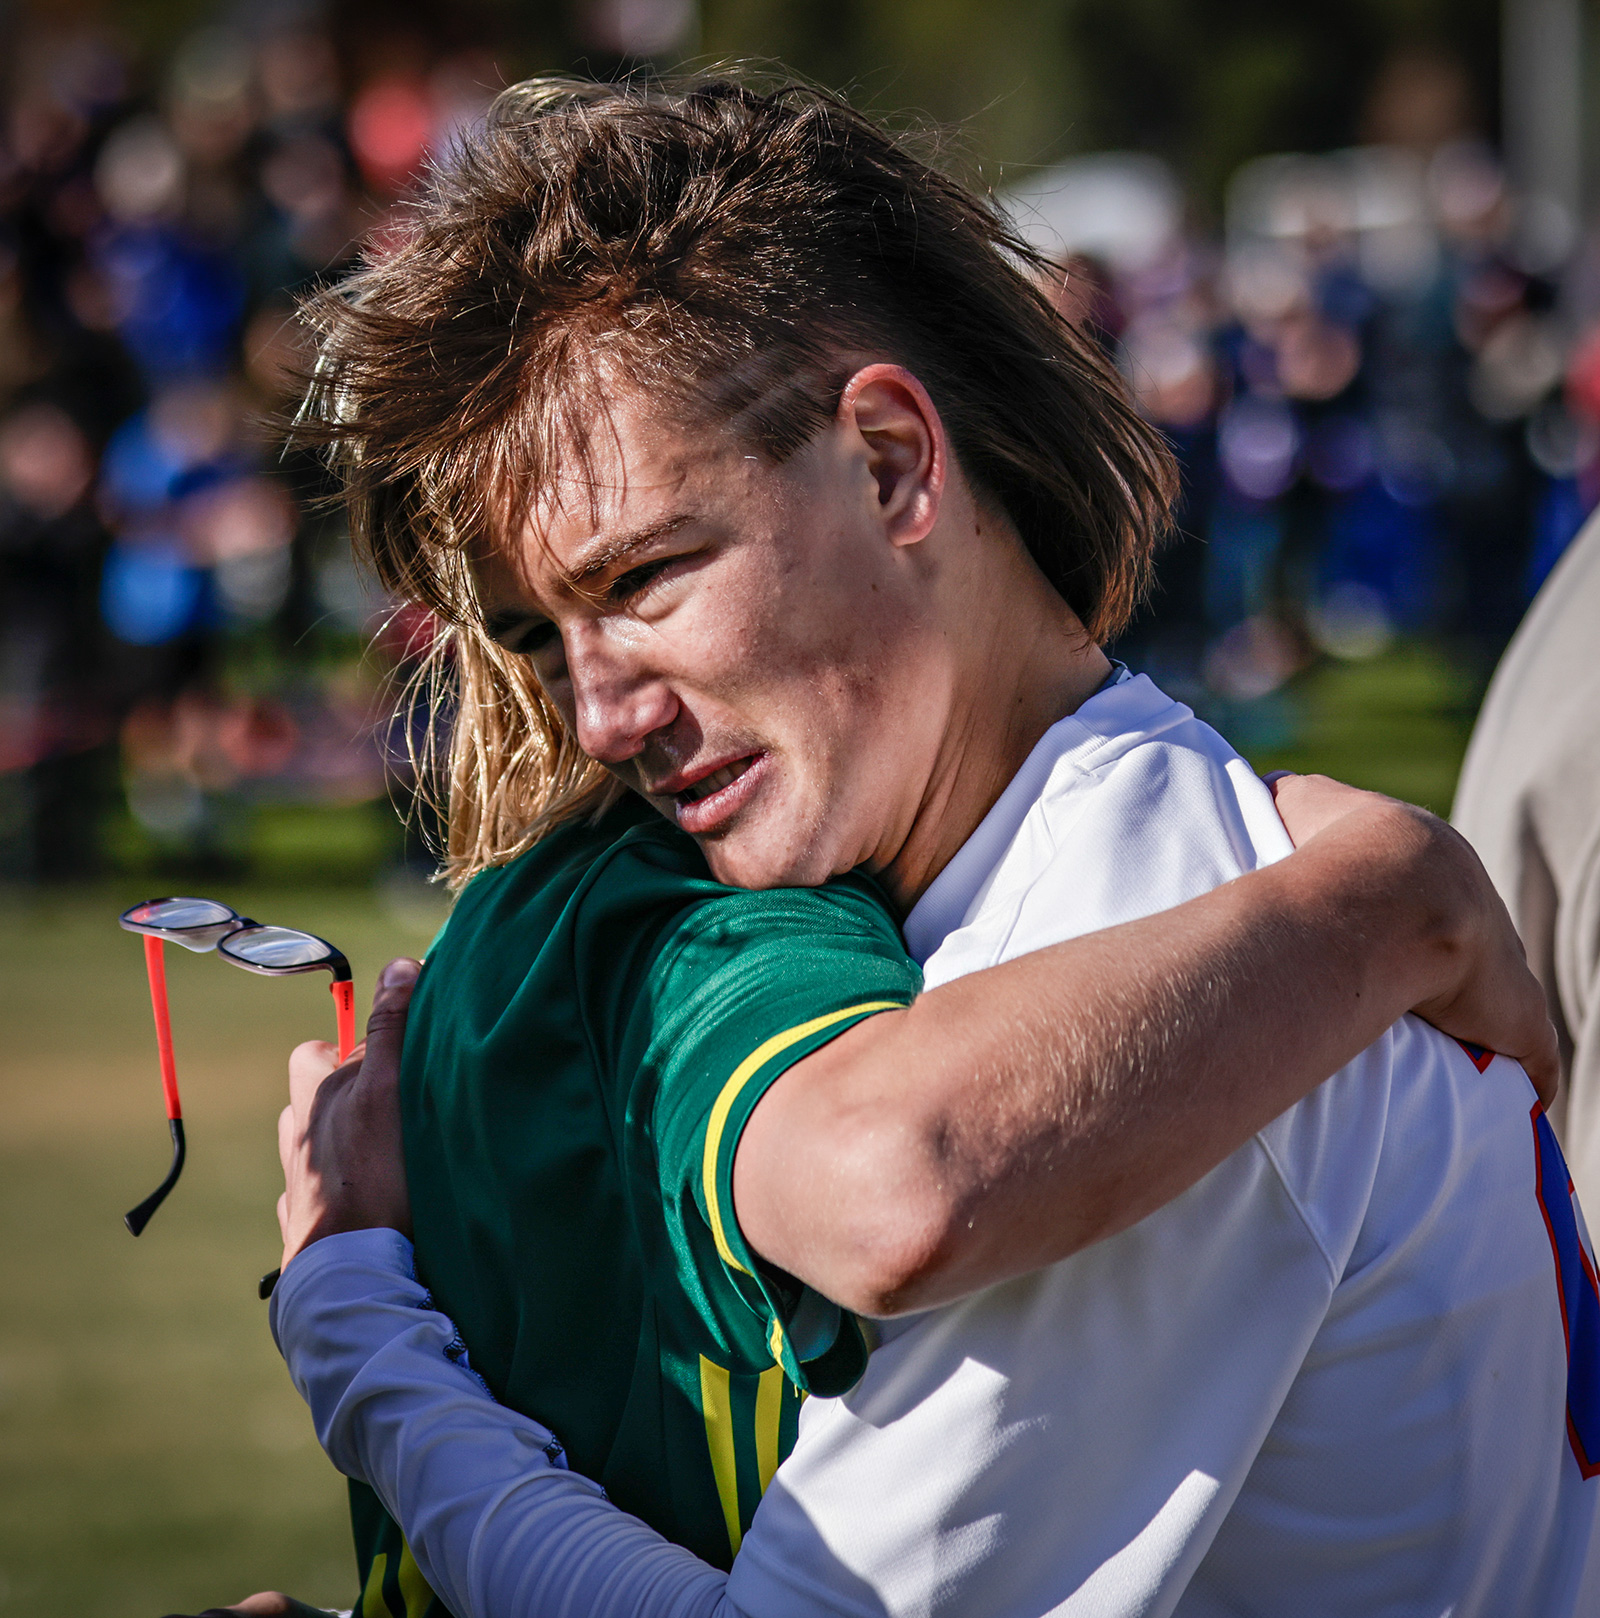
[{"xmin": 297, "ymin": 73, "xmax": 1177, "ymax": 889}]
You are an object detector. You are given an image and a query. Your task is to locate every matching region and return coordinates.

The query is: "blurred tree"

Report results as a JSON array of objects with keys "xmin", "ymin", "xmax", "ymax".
[
  {"xmin": 1063, "ymin": 0, "xmax": 1498, "ymax": 208},
  {"xmin": 699, "ymin": 0, "xmax": 1085, "ymax": 186},
  {"xmin": 700, "ymin": 0, "xmax": 1501, "ymax": 207}
]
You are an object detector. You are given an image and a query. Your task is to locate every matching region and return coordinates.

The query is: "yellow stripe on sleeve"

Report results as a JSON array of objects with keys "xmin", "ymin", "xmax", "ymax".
[
  {"xmin": 701, "ymin": 1002, "xmax": 903, "ymax": 1273},
  {"xmin": 397, "ymin": 1541, "xmax": 434, "ymax": 1618},
  {"xmin": 754, "ymin": 1363, "xmax": 785, "ymax": 1494},
  {"xmin": 360, "ymin": 1552, "xmax": 389, "ymax": 1618},
  {"xmin": 699, "ymin": 1354, "xmax": 743, "ymax": 1556}
]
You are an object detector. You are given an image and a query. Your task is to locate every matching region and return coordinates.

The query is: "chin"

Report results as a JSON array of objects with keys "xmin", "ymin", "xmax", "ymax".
[
  {"xmin": 698, "ymin": 821, "xmax": 840, "ymax": 893},
  {"xmin": 702, "ymin": 845, "xmax": 805, "ymax": 892},
  {"xmin": 689, "ymin": 764, "xmax": 853, "ymax": 889}
]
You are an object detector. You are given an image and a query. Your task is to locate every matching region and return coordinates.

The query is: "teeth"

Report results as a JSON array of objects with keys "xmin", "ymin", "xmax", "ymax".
[{"xmin": 683, "ymin": 760, "xmax": 749, "ymax": 802}]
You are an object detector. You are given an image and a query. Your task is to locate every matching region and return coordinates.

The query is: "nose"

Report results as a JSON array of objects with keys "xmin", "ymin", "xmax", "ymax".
[{"xmin": 561, "ymin": 620, "xmax": 679, "ymax": 765}]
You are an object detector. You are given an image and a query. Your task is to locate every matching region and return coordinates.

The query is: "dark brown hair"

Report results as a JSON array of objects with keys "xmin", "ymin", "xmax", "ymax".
[{"xmin": 298, "ymin": 73, "xmax": 1177, "ymax": 884}]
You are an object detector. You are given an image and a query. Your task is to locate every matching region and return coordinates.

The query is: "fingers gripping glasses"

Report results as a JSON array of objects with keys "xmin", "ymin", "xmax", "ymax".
[{"xmin": 118, "ymin": 897, "xmax": 355, "ymax": 1236}]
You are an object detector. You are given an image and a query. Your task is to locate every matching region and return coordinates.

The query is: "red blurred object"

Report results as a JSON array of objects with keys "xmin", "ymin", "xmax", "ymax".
[
  {"xmin": 1566, "ymin": 326, "xmax": 1600, "ymax": 423},
  {"xmin": 347, "ymin": 76, "xmax": 433, "ymax": 195},
  {"xmin": 378, "ymin": 602, "xmax": 441, "ymax": 663},
  {"xmin": 216, "ymin": 697, "xmax": 300, "ymax": 776}
]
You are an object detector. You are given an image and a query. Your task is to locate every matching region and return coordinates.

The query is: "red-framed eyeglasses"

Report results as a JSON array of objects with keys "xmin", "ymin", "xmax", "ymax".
[{"xmin": 118, "ymin": 897, "xmax": 356, "ymax": 1236}]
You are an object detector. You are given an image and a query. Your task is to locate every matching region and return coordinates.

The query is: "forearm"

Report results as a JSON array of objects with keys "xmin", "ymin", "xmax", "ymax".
[
  {"xmin": 271, "ymin": 1232, "xmax": 738, "ymax": 1618},
  {"xmin": 739, "ymin": 800, "xmax": 1471, "ymax": 1314}
]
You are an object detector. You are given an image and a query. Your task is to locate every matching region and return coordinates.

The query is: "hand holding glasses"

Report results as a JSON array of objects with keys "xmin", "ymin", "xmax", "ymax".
[{"xmin": 118, "ymin": 897, "xmax": 355, "ymax": 1236}]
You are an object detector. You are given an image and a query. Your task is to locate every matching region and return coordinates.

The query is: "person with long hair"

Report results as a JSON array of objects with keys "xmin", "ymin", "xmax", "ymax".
[{"xmin": 213, "ymin": 78, "xmax": 1586, "ymax": 1618}]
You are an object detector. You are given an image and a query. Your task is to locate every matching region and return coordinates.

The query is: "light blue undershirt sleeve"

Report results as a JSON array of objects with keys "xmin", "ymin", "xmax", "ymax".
[{"xmin": 271, "ymin": 1229, "xmax": 744, "ymax": 1618}]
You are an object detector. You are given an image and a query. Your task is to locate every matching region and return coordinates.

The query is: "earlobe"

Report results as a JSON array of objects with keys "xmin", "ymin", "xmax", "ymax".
[{"xmin": 839, "ymin": 363, "xmax": 945, "ymax": 547}]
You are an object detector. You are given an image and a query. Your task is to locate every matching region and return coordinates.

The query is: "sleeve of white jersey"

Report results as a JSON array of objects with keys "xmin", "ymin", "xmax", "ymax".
[{"xmin": 270, "ymin": 1229, "xmax": 745, "ymax": 1618}]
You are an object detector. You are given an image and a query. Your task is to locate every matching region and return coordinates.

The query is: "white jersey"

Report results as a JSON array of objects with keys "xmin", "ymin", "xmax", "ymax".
[
  {"xmin": 275, "ymin": 672, "xmax": 1600, "ymax": 1618},
  {"xmin": 726, "ymin": 672, "xmax": 1600, "ymax": 1618}
]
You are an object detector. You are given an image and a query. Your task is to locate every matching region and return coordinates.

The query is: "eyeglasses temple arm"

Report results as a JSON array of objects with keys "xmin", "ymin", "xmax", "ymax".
[
  {"xmin": 263, "ymin": 971, "xmax": 352, "ymax": 1300},
  {"xmin": 143, "ymin": 935, "xmax": 183, "ymax": 1123},
  {"xmin": 331, "ymin": 977, "xmax": 356, "ymax": 1063},
  {"xmin": 125, "ymin": 1119, "xmax": 186, "ymax": 1237},
  {"xmin": 126, "ymin": 937, "xmax": 186, "ymax": 1236}
]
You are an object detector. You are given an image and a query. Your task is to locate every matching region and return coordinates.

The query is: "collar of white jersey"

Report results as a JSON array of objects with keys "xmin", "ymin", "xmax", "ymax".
[{"xmin": 903, "ymin": 663, "xmax": 1165, "ymax": 965}]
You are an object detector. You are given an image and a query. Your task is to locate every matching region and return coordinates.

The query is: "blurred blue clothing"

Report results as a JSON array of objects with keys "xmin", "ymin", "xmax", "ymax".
[
  {"xmin": 1528, "ymin": 477, "xmax": 1590, "ymax": 599},
  {"xmin": 1320, "ymin": 481, "xmax": 1440, "ymax": 630},
  {"xmin": 1205, "ymin": 497, "xmax": 1283, "ymax": 630},
  {"xmin": 101, "ymin": 539, "xmax": 207, "ymax": 645},
  {"xmin": 101, "ymin": 409, "xmax": 250, "ymax": 514},
  {"xmin": 95, "ymin": 226, "xmax": 246, "ymax": 382}
]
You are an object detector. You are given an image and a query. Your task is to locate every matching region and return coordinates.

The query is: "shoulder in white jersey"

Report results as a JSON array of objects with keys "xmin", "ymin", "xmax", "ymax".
[{"xmin": 726, "ymin": 672, "xmax": 1600, "ymax": 1618}]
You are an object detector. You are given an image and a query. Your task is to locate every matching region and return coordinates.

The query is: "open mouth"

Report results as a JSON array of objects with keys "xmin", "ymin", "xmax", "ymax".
[
  {"xmin": 666, "ymin": 752, "xmax": 767, "ymax": 835},
  {"xmin": 678, "ymin": 757, "xmax": 756, "ymax": 804}
]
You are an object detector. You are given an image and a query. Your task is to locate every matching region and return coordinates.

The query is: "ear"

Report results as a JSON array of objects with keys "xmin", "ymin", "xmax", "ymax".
[{"xmin": 837, "ymin": 364, "xmax": 947, "ymax": 549}]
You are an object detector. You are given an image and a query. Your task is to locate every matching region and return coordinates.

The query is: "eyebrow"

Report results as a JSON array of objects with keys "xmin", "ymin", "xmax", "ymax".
[{"xmin": 562, "ymin": 513, "xmax": 696, "ymax": 588}]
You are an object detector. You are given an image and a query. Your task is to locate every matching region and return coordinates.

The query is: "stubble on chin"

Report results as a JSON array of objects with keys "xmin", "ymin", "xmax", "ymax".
[{"xmin": 700, "ymin": 803, "xmax": 839, "ymax": 892}]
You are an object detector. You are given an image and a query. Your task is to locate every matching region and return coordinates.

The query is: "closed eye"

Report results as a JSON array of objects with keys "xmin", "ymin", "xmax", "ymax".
[
  {"xmin": 607, "ymin": 556, "xmax": 678, "ymax": 605},
  {"xmin": 485, "ymin": 612, "xmax": 559, "ymax": 657},
  {"xmin": 509, "ymin": 619, "xmax": 559, "ymax": 655}
]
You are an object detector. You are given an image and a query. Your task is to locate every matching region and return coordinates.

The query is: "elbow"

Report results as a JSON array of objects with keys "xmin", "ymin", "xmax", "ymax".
[
  {"xmin": 828, "ymin": 1210, "xmax": 959, "ymax": 1319},
  {"xmin": 812, "ymin": 1129, "xmax": 968, "ymax": 1317}
]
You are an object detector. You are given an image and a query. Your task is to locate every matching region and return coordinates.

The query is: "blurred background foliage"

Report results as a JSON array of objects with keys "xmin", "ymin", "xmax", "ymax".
[
  {"xmin": 85, "ymin": 0, "xmax": 1510, "ymax": 198},
  {"xmin": 703, "ymin": 0, "xmax": 1503, "ymax": 208},
  {"xmin": 3, "ymin": 0, "xmax": 1597, "ymax": 1611}
]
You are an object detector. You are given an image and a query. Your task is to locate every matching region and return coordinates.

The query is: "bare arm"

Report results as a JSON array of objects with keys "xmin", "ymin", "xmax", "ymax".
[
  {"xmin": 734, "ymin": 779, "xmax": 1558, "ymax": 1317},
  {"xmin": 277, "ymin": 780, "xmax": 1554, "ymax": 1319}
]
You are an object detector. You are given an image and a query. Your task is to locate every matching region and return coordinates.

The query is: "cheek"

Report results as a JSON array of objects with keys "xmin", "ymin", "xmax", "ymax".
[
  {"xmin": 768, "ymin": 556, "xmax": 917, "ymax": 718},
  {"xmin": 756, "ymin": 612, "xmax": 920, "ymax": 802},
  {"xmin": 663, "ymin": 519, "xmax": 921, "ymax": 760},
  {"xmin": 658, "ymin": 557, "xmax": 793, "ymax": 703},
  {"xmin": 528, "ymin": 656, "xmax": 577, "ymax": 730}
]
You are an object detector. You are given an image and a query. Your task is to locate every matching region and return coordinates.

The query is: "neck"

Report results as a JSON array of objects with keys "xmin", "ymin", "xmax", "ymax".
[{"xmin": 878, "ymin": 559, "xmax": 1110, "ymax": 913}]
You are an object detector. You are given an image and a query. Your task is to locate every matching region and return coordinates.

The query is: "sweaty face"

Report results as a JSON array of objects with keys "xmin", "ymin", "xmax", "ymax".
[{"xmin": 475, "ymin": 390, "xmax": 952, "ymax": 891}]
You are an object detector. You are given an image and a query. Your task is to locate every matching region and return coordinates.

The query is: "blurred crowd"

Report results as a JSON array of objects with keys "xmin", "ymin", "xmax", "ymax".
[
  {"xmin": 2, "ymin": 20, "xmax": 1596, "ymax": 881},
  {"xmin": 0, "ymin": 16, "xmax": 489, "ymax": 881},
  {"xmin": 1017, "ymin": 124, "xmax": 1600, "ymax": 742}
]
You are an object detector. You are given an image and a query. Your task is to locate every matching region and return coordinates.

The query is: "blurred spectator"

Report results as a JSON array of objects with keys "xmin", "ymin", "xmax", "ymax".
[
  {"xmin": 0, "ymin": 399, "xmax": 114, "ymax": 877},
  {"xmin": 2, "ymin": 18, "xmax": 1598, "ymax": 883},
  {"xmin": 1006, "ymin": 55, "xmax": 1600, "ymax": 742},
  {"xmin": 0, "ymin": 13, "xmax": 503, "ymax": 882}
]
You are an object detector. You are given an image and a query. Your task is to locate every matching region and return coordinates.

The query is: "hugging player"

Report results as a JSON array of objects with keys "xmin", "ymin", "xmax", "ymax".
[{"xmin": 216, "ymin": 77, "xmax": 1590, "ymax": 1618}]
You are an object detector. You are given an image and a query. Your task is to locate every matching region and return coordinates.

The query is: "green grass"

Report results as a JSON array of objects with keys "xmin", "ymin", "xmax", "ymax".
[
  {"xmin": 0, "ymin": 883, "xmax": 449, "ymax": 1618},
  {"xmin": 1241, "ymin": 640, "xmax": 1480, "ymax": 817}
]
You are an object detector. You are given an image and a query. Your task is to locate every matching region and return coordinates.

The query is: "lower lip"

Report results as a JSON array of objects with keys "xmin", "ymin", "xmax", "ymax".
[{"xmin": 673, "ymin": 754, "xmax": 768, "ymax": 836}]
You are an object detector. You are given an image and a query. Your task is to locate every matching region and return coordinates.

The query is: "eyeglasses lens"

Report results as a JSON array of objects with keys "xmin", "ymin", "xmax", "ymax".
[
  {"xmin": 222, "ymin": 927, "xmax": 332, "ymax": 969},
  {"xmin": 125, "ymin": 898, "xmax": 236, "ymax": 929}
]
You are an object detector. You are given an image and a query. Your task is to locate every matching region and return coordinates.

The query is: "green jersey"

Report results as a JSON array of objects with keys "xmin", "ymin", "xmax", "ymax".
[{"xmin": 352, "ymin": 796, "xmax": 921, "ymax": 1617}]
